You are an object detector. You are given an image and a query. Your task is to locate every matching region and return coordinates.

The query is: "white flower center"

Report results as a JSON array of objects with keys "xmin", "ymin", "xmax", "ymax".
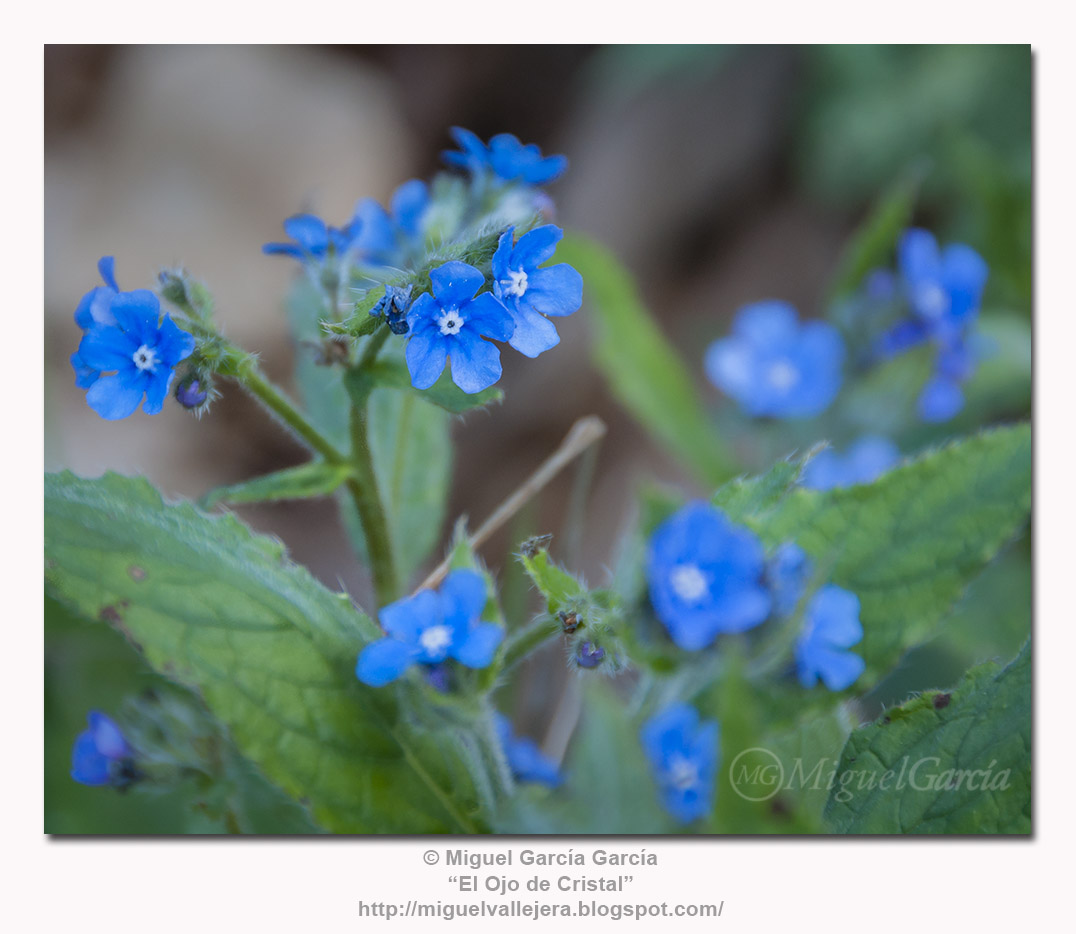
[
  {"xmin": 132, "ymin": 344, "xmax": 159, "ymax": 373},
  {"xmin": 670, "ymin": 564, "xmax": 709, "ymax": 604},
  {"xmin": 666, "ymin": 754, "xmax": 699, "ymax": 791},
  {"xmin": 438, "ymin": 310, "xmax": 465, "ymax": 336},
  {"xmin": 916, "ymin": 283, "xmax": 949, "ymax": 320},
  {"xmin": 766, "ymin": 360, "xmax": 799, "ymax": 391},
  {"xmin": 419, "ymin": 624, "xmax": 453, "ymax": 657},
  {"xmin": 504, "ymin": 267, "xmax": 529, "ymax": 298}
]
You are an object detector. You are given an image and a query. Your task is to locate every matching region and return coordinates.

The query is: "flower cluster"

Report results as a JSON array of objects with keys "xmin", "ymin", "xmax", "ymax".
[
  {"xmin": 646, "ymin": 502, "xmax": 865, "ymax": 692},
  {"xmin": 443, "ymin": 128, "xmax": 567, "ymax": 186},
  {"xmin": 872, "ymin": 228, "xmax": 989, "ymax": 422},
  {"xmin": 70, "ymin": 258, "xmax": 195, "ymax": 420},
  {"xmin": 356, "ymin": 569, "xmax": 504, "ymax": 687},
  {"xmin": 640, "ymin": 704, "xmax": 719, "ymax": 824}
]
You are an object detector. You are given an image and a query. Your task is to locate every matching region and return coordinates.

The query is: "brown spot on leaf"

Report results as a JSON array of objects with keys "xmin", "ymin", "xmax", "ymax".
[
  {"xmin": 128, "ymin": 566, "xmax": 146, "ymax": 581},
  {"xmin": 933, "ymin": 693, "xmax": 952, "ymax": 710},
  {"xmin": 99, "ymin": 605, "xmax": 123, "ymax": 624}
]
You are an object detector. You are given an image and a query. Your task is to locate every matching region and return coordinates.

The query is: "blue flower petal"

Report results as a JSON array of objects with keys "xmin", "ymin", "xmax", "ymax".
[
  {"xmin": 526, "ymin": 264, "xmax": 583, "ymax": 317},
  {"xmin": 86, "ymin": 373, "xmax": 147, "ymax": 420},
  {"xmin": 155, "ymin": 314, "xmax": 196, "ymax": 367},
  {"xmin": 448, "ymin": 334, "xmax": 503, "ymax": 394},
  {"xmin": 506, "ymin": 304, "xmax": 560, "ymax": 358},
  {"xmin": 732, "ymin": 301, "xmax": 799, "ymax": 346},
  {"xmin": 262, "ymin": 242, "xmax": 304, "ymax": 259},
  {"xmin": 522, "ymin": 154, "xmax": 568, "ymax": 186},
  {"xmin": 142, "ymin": 370, "xmax": 173, "ymax": 415},
  {"xmin": 405, "ymin": 329, "xmax": 450, "ymax": 390},
  {"xmin": 451, "ymin": 622, "xmax": 504, "ymax": 669},
  {"xmin": 465, "ymin": 292, "xmax": 515, "ymax": 342},
  {"xmin": 352, "ymin": 198, "xmax": 397, "ymax": 262},
  {"xmin": 71, "ymin": 731, "xmax": 112, "ymax": 786},
  {"xmin": 512, "ymin": 225, "xmax": 562, "ymax": 269},
  {"xmin": 430, "ymin": 261, "xmax": 485, "ymax": 308},
  {"xmin": 78, "ymin": 325, "xmax": 137, "ymax": 372},
  {"xmin": 439, "ymin": 569, "xmax": 488, "ymax": 628},
  {"xmin": 941, "ymin": 244, "xmax": 988, "ymax": 324},
  {"xmin": 110, "ymin": 290, "xmax": 162, "ymax": 346},
  {"xmin": 491, "ymin": 228, "xmax": 514, "ymax": 280},
  {"xmin": 282, "ymin": 214, "xmax": 330, "ymax": 254},
  {"xmin": 898, "ymin": 228, "xmax": 941, "ymax": 285},
  {"xmin": 356, "ymin": 638, "xmax": 419, "ymax": 687},
  {"xmin": 97, "ymin": 256, "xmax": 119, "ymax": 291},
  {"xmin": 89, "ymin": 711, "xmax": 130, "ymax": 759},
  {"xmin": 812, "ymin": 647, "xmax": 865, "ymax": 691},
  {"xmin": 380, "ymin": 589, "xmax": 442, "ymax": 643},
  {"xmin": 390, "ymin": 179, "xmax": 429, "ymax": 238},
  {"xmin": 807, "ymin": 586, "xmax": 862, "ymax": 648},
  {"xmin": 918, "ymin": 375, "xmax": 964, "ymax": 422},
  {"xmin": 70, "ymin": 351, "xmax": 101, "ymax": 389}
]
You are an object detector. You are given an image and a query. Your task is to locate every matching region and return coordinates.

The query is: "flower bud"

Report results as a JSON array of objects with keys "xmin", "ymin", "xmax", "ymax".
[
  {"xmin": 175, "ymin": 374, "xmax": 209, "ymax": 410},
  {"xmin": 575, "ymin": 641, "xmax": 605, "ymax": 669}
]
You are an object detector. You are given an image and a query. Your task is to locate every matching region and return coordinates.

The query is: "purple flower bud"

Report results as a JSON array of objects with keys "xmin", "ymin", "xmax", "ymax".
[
  {"xmin": 175, "ymin": 375, "xmax": 209, "ymax": 410},
  {"xmin": 575, "ymin": 641, "xmax": 605, "ymax": 669}
]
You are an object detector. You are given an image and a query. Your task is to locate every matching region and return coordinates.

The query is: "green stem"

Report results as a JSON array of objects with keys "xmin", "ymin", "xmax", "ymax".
[
  {"xmin": 236, "ymin": 362, "xmax": 343, "ymax": 464},
  {"xmin": 348, "ymin": 403, "xmax": 398, "ymax": 606},
  {"xmin": 345, "ymin": 324, "xmax": 399, "ymax": 607},
  {"xmin": 500, "ymin": 615, "xmax": 561, "ymax": 673}
]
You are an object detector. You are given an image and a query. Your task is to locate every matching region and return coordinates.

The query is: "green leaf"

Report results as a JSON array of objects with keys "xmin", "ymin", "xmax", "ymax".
[
  {"xmin": 559, "ymin": 233, "xmax": 735, "ymax": 487},
  {"xmin": 519, "ymin": 547, "xmax": 586, "ymax": 616},
  {"xmin": 731, "ymin": 423, "xmax": 1031, "ymax": 681},
  {"xmin": 353, "ymin": 359, "xmax": 504, "ymax": 414},
  {"xmin": 712, "ymin": 453, "xmax": 806, "ymax": 522},
  {"xmin": 45, "ymin": 471, "xmax": 486, "ymax": 833},
  {"xmin": 823, "ymin": 641, "xmax": 1030, "ymax": 833},
  {"xmin": 201, "ymin": 461, "xmax": 353, "ymax": 509}
]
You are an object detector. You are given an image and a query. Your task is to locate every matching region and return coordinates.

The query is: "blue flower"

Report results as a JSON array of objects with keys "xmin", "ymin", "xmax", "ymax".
[
  {"xmin": 705, "ymin": 301, "xmax": 845, "ymax": 418},
  {"xmin": 898, "ymin": 228, "xmax": 988, "ymax": 340},
  {"xmin": 356, "ymin": 569, "xmax": 504, "ymax": 687},
  {"xmin": 491, "ymin": 225, "xmax": 583, "ymax": 357},
  {"xmin": 766, "ymin": 543, "xmax": 812, "ymax": 617},
  {"xmin": 640, "ymin": 704, "xmax": 718, "ymax": 824},
  {"xmin": 801, "ymin": 436, "xmax": 900, "ymax": 492},
  {"xmin": 647, "ymin": 501, "xmax": 771, "ymax": 650},
  {"xmin": 350, "ymin": 179, "xmax": 430, "ymax": 266},
  {"xmin": 443, "ymin": 127, "xmax": 567, "ymax": 186},
  {"xmin": 70, "ymin": 256, "xmax": 122, "ymax": 388},
  {"xmin": 73, "ymin": 285, "xmax": 195, "ymax": 420},
  {"xmin": 71, "ymin": 711, "xmax": 134, "ymax": 787},
  {"xmin": 262, "ymin": 213, "xmax": 362, "ymax": 262},
  {"xmin": 404, "ymin": 261, "xmax": 514, "ymax": 394},
  {"xmin": 495, "ymin": 714, "xmax": 562, "ymax": 788},
  {"xmin": 795, "ymin": 585, "xmax": 865, "ymax": 691}
]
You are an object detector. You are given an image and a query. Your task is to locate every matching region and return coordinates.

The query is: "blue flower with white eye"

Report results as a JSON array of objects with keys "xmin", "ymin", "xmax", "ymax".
[
  {"xmin": 73, "ymin": 282, "xmax": 195, "ymax": 420},
  {"xmin": 350, "ymin": 179, "xmax": 430, "ymax": 266},
  {"xmin": 71, "ymin": 711, "xmax": 136, "ymax": 787},
  {"xmin": 495, "ymin": 714, "xmax": 562, "ymax": 788},
  {"xmin": 491, "ymin": 225, "xmax": 583, "ymax": 358},
  {"xmin": 801, "ymin": 436, "xmax": 900, "ymax": 492},
  {"xmin": 443, "ymin": 127, "xmax": 567, "ymax": 186},
  {"xmin": 766, "ymin": 543, "xmax": 812, "ymax": 617},
  {"xmin": 897, "ymin": 228, "xmax": 988, "ymax": 340},
  {"xmin": 404, "ymin": 261, "xmax": 515, "ymax": 394},
  {"xmin": 705, "ymin": 301, "xmax": 845, "ymax": 419},
  {"xmin": 795, "ymin": 585, "xmax": 865, "ymax": 691},
  {"xmin": 640, "ymin": 704, "xmax": 719, "ymax": 824},
  {"xmin": 356, "ymin": 569, "xmax": 504, "ymax": 687},
  {"xmin": 262, "ymin": 212, "xmax": 363, "ymax": 263},
  {"xmin": 647, "ymin": 501, "xmax": 771, "ymax": 651},
  {"xmin": 70, "ymin": 256, "xmax": 121, "ymax": 388}
]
